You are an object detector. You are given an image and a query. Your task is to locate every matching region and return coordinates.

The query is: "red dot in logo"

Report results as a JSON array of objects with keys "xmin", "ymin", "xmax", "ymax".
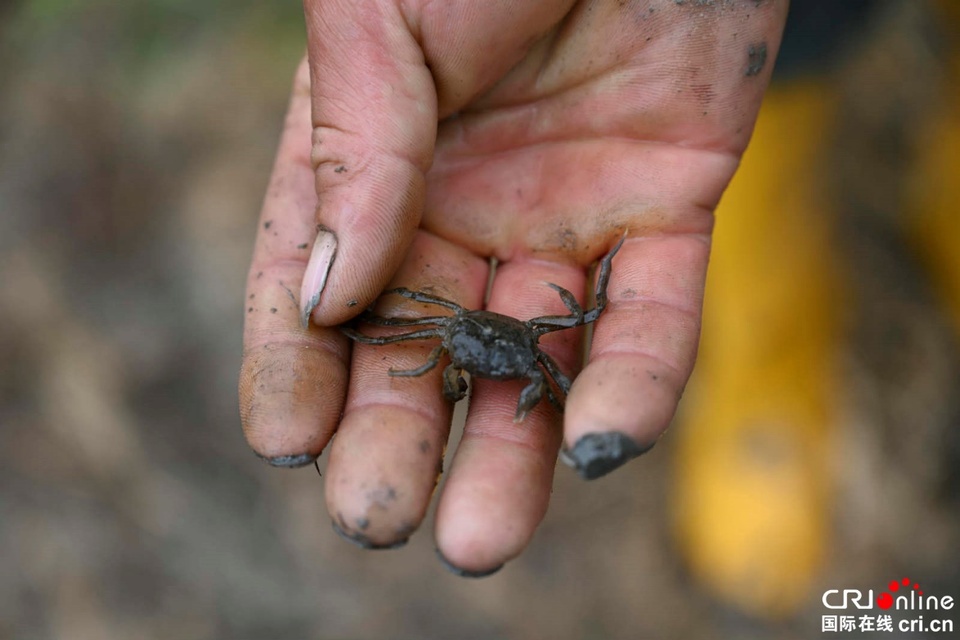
[
  {"xmin": 889, "ymin": 580, "xmax": 900, "ymax": 592},
  {"xmin": 878, "ymin": 592, "xmax": 894, "ymax": 610},
  {"xmin": 903, "ymin": 577, "xmax": 911, "ymax": 586},
  {"xmin": 914, "ymin": 584, "xmax": 920, "ymax": 590}
]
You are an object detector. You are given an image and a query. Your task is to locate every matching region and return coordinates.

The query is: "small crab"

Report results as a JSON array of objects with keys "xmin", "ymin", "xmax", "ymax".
[{"xmin": 341, "ymin": 235, "xmax": 625, "ymax": 422}]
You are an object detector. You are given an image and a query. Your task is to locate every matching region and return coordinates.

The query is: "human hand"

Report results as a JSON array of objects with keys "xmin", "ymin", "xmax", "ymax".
[{"xmin": 240, "ymin": 0, "xmax": 788, "ymax": 576}]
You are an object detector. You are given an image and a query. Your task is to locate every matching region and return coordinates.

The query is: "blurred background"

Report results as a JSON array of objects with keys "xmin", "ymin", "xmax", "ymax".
[{"xmin": 1, "ymin": 0, "xmax": 958, "ymax": 638}]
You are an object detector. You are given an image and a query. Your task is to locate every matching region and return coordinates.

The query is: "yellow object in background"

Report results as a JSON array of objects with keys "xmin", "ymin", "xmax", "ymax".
[
  {"xmin": 672, "ymin": 82, "xmax": 838, "ymax": 618},
  {"xmin": 908, "ymin": 53, "xmax": 960, "ymax": 338}
]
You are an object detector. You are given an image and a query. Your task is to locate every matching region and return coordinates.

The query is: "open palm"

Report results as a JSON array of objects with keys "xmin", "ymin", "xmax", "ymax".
[{"xmin": 240, "ymin": 0, "xmax": 787, "ymax": 576}]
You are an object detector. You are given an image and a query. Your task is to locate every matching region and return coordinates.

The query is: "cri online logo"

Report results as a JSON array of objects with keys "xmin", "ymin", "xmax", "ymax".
[
  {"xmin": 878, "ymin": 578, "xmax": 923, "ymax": 610},
  {"xmin": 822, "ymin": 578, "xmax": 955, "ymax": 611}
]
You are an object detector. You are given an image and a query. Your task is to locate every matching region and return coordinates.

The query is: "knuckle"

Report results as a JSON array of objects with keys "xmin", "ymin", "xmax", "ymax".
[{"xmin": 310, "ymin": 125, "xmax": 370, "ymax": 186}]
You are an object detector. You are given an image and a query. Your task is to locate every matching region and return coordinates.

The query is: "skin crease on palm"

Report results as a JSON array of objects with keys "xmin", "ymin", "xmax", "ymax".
[{"xmin": 239, "ymin": 0, "xmax": 788, "ymax": 575}]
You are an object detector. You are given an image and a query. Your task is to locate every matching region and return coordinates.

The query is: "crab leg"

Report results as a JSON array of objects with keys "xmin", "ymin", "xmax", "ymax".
[
  {"xmin": 528, "ymin": 316, "xmax": 585, "ymax": 336},
  {"xmin": 530, "ymin": 314, "xmax": 585, "ymax": 335},
  {"xmin": 514, "ymin": 370, "xmax": 547, "ymax": 423},
  {"xmin": 546, "ymin": 282, "xmax": 583, "ymax": 317},
  {"xmin": 358, "ymin": 312, "xmax": 452, "ymax": 328},
  {"xmin": 385, "ymin": 287, "xmax": 464, "ymax": 312},
  {"xmin": 389, "ymin": 345, "xmax": 447, "ymax": 377},
  {"xmin": 536, "ymin": 350, "xmax": 573, "ymax": 394},
  {"xmin": 582, "ymin": 233, "xmax": 626, "ymax": 325},
  {"xmin": 528, "ymin": 283, "xmax": 585, "ymax": 335},
  {"xmin": 514, "ymin": 366, "xmax": 566, "ymax": 421},
  {"xmin": 541, "ymin": 375, "xmax": 565, "ymax": 414},
  {"xmin": 339, "ymin": 326, "xmax": 444, "ymax": 345}
]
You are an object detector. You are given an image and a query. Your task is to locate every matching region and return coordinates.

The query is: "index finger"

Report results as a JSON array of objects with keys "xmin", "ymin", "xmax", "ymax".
[{"xmin": 239, "ymin": 60, "xmax": 348, "ymax": 466}]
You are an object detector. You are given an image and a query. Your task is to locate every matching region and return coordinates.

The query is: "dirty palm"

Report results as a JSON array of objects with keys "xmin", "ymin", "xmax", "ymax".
[{"xmin": 342, "ymin": 235, "xmax": 626, "ymax": 422}]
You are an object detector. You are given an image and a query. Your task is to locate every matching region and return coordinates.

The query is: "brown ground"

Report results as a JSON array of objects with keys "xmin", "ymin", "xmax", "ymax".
[{"xmin": 1, "ymin": 2, "xmax": 957, "ymax": 639}]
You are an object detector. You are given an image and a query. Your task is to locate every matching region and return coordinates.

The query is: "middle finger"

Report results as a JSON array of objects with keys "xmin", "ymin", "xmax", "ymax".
[
  {"xmin": 324, "ymin": 232, "xmax": 487, "ymax": 548},
  {"xmin": 435, "ymin": 255, "xmax": 587, "ymax": 574}
]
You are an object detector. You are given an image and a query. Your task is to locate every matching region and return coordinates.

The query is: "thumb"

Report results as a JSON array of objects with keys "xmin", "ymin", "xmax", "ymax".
[{"xmin": 300, "ymin": 0, "xmax": 436, "ymax": 326}]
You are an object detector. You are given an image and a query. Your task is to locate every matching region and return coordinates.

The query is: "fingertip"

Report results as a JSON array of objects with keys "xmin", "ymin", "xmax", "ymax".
[
  {"xmin": 256, "ymin": 452, "xmax": 319, "ymax": 469},
  {"xmin": 435, "ymin": 547, "xmax": 504, "ymax": 578},
  {"xmin": 239, "ymin": 341, "xmax": 347, "ymax": 461},
  {"xmin": 559, "ymin": 431, "xmax": 655, "ymax": 480},
  {"xmin": 434, "ymin": 433, "xmax": 554, "ymax": 574},
  {"xmin": 331, "ymin": 517, "xmax": 410, "ymax": 551},
  {"xmin": 563, "ymin": 353, "xmax": 683, "ymax": 472},
  {"xmin": 434, "ymin": 509, "xmax": 519, "ymax": 576},
  {"xmin": 324, "ymin": 406, "xmax": 446, "ymax": 550}
]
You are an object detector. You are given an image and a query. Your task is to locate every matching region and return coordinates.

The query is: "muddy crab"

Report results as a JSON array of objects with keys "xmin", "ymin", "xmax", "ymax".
[{"xmin": 341, "ymin": 235, "xmax": 625, "ymax": 422}]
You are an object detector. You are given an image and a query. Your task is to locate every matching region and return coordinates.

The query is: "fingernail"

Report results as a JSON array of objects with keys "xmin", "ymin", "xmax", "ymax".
[
  {"xmin": 560, "ymin": 432, "xmax": 654, "ymax": 480},
  {"xmin": 256, "ymin": 452, "xmax": 318, "ymax": 468},
  {"xmin": 435, "ymin": 548, "xmax": 504, "ymax": 578},
  {"xmin": 331, "ymin": 520, "xmax": 409, "ymax": 551},
  {"xmin": 300, "ymin": 225, "xmax": 338, "ymax": 328}
]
